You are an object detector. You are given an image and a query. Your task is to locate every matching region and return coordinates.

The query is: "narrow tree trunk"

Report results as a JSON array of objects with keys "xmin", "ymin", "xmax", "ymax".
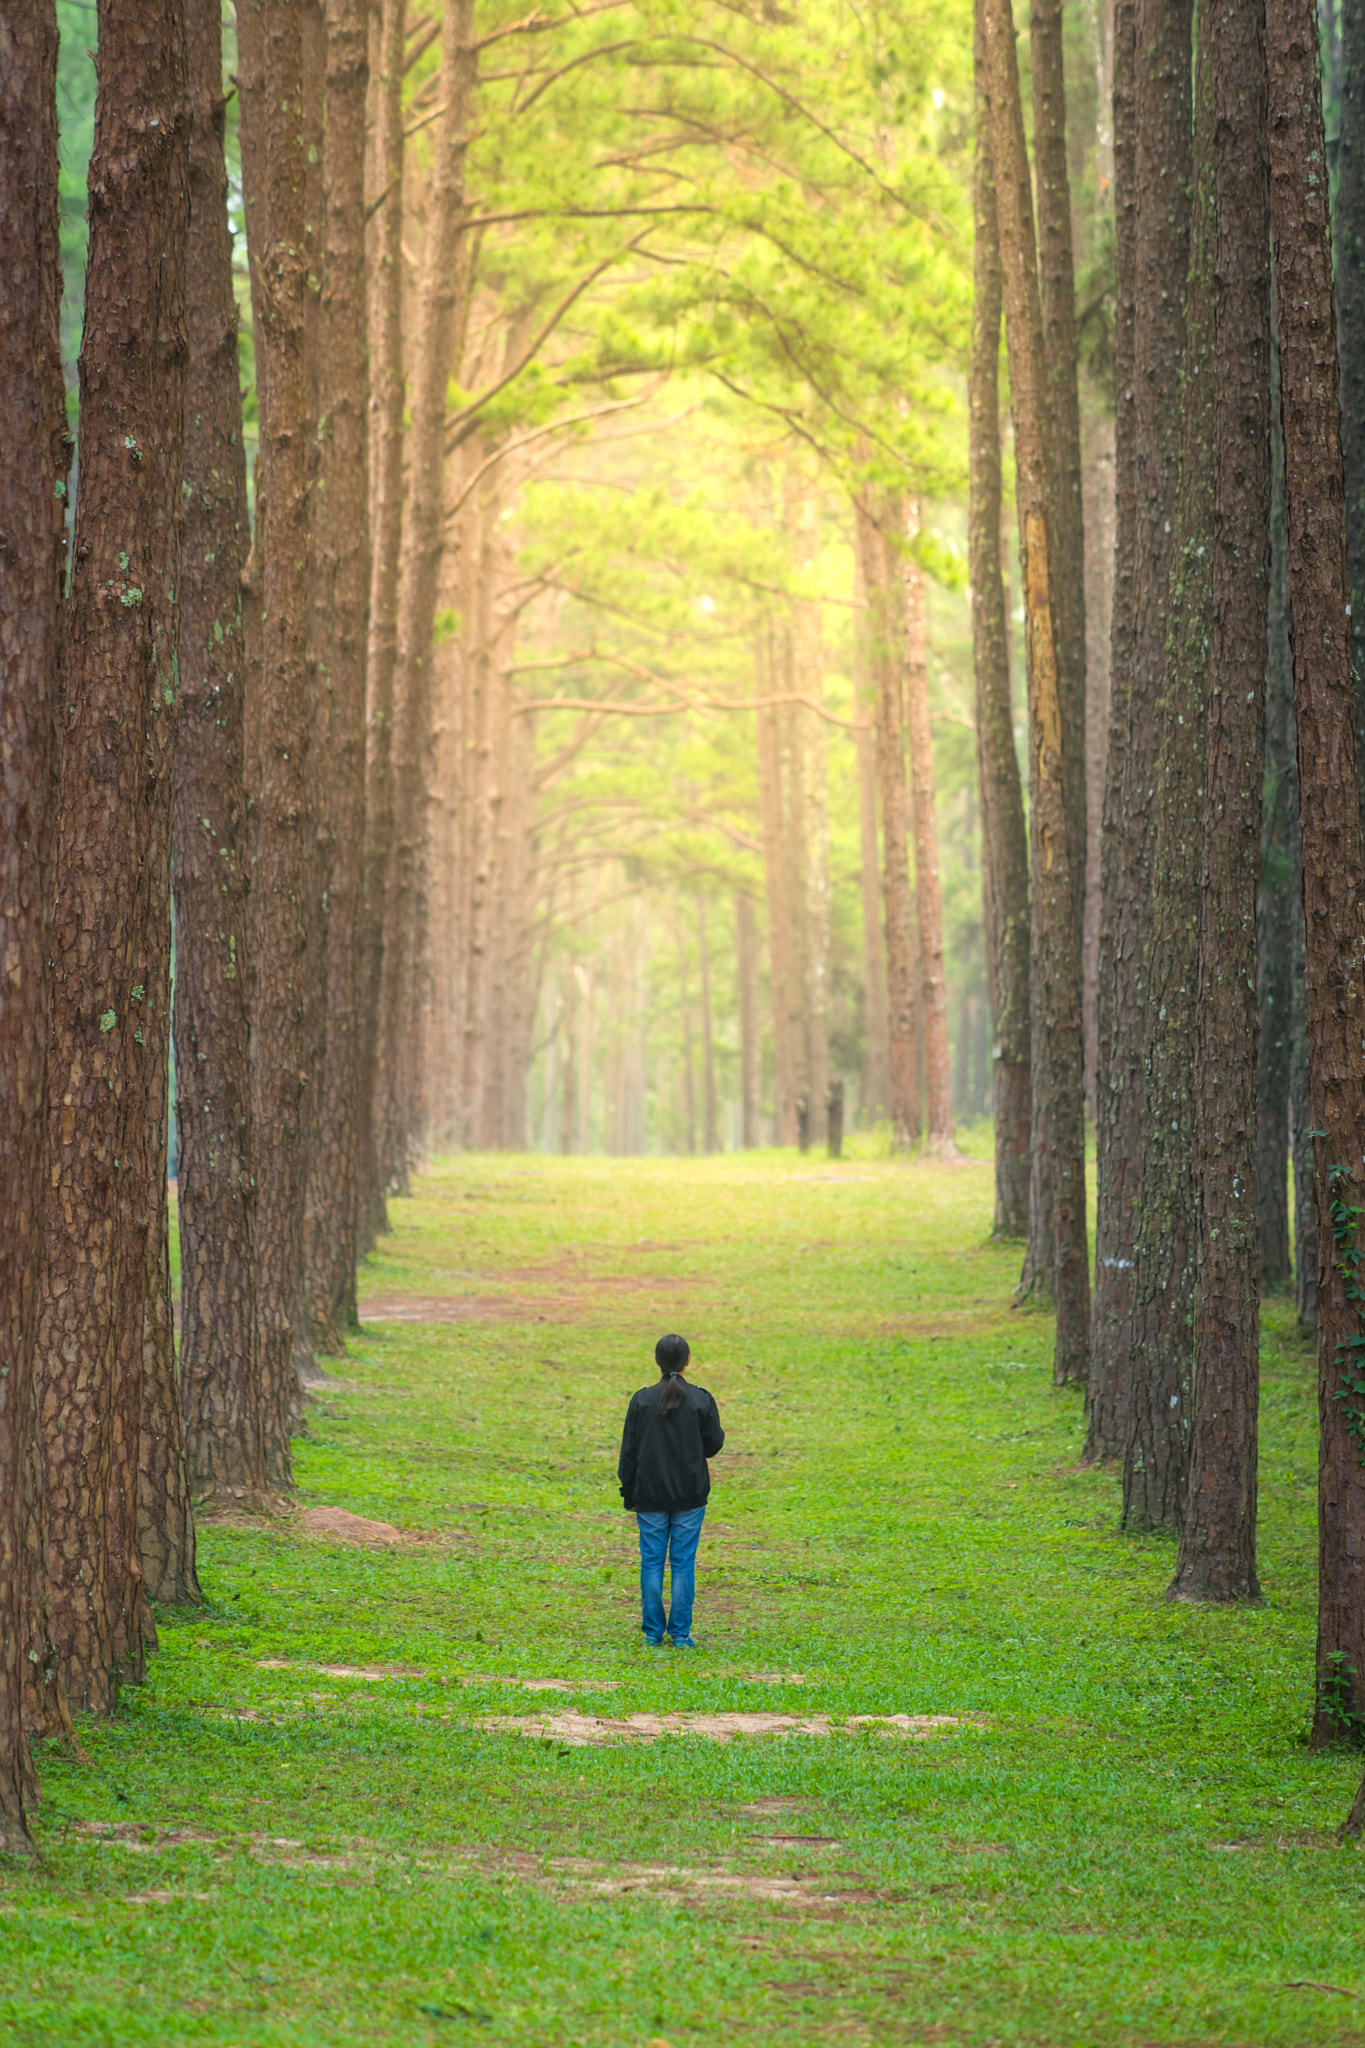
[
  {"xmin": 737, "ymin": 893, "xmax": 759, "ymax": 1147},
  {"xmin": 1337, "ymin": 0, "xmax": 1365, "ymax": 825},
  {"xmin": 1170, "ymin": 0, "xmax": 1270, "ymax": 1603},
  {"xmin": 859, "ymin": 499, "xmax": 921, "ymax": 1151},
  {"xmin": 1290, "ymin": 810, "xmax": 1318, "ymax": 1333},
  {"xmin": 238, "ymin": 0, "xmax": 318, "ymax": 1483},
  {"xmin": 855, "ymin": 719, "xmax": 891, "ymax": 1125},
  {"xmin": 698, "ymin": 899, "xmax": 718, "ymax": 1154},
  {"xmin": 676, "ymin": 910, "xmax": 697, "ymax": 1156},
  {"xmin": 798, "ymin": 647, "xmax": 831, "ymax": 1149},
  {"xmin": 1265, "ymin": 0, "xmax": 1365, "ymax": 1745},
  {"xmin": 40, "ymin": 0, "xmax": 190, "ymax": 1707},
  {"xmin": 377, "ymin": 0, "xmax": 476, "ymax": 1188},
  {"xmin": 1124, "ymin": 4, "xmax": 1209, "ymax": 1537},
  {"xmin": 969, "ymin": 46, "xmax": 1031, "ymax": 1233},
  {"xmin": 778, "ymin": 687, "xmax": 813, "ymax": 1138},
  {"xmin": 177, "ymin": 0, "xmax": 266, "ymax": 1508},
  {"xmin": 756, "ymin": 678, "xmax": 800, "ymax": 1144},
  {"xmin": 1258, "ymin": 328, "xmax": 1295, "ymax": 1289},
  {"xmin": 302, "ymin": 0, "xmax": 370, "ymax": 1353},
  {"xmin": 982, "ymin": 0, "xmax": 1090, "ymax": 1385},
  {"xmin": 0, "ymin": 0, "xmax": 68, "ymax": 1847},
  {"xmin": 356, "ymin": 0, "xmax": 404, "ymax": 1251},
  {"xmin": 902, "ymin": 501, "xmax": 958, "ymax": 1157},
  {"xmin": 1088, "ymin": 0, "xmax": 1192, "ymax": 1460},
  {"xmin": 1030, "ymin": 0, "xmax": 1089, "ymax": 949}
]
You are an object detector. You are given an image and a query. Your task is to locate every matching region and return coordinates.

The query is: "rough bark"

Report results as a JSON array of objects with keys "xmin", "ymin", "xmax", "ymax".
[
  {"xmin": 0, "ymin": 0, "xmax": 68, "ymax": 1849},
  {"xmin": 902, "ymin": 501, "xmax": 958, "ymax": 1158},
  {"xmin": 376, "ymin": 0, "xmax": 476, "ymax": 1189},
  {"xmin": 1337, "ymin": 0, "xmax": 1365, "ymax": 826},
  {"xmin": 859, "ymin": 499, "xmax": 921, "ymax": 1151},
  {"xmin": 1123, "ymin": 7, "xmax": 1209, "ymax": 1537},
  {"xmin": 1088, "ymin": 0, "xmax": 1191, "ymax": 1460},
  {"xmin": 1030, "ymin": 0, "xmax": 1089, "ymax": 950},
  {"xmin": 356, "ymin": 0, "xmax": 404, "ymax": 1250},
  {"xmin": 176, "ymin": 0, "xmax": 266, "ymax": 1508},
  {"xmin": 969, "ymin": 49, "xmax": 1031, "ymax": 1236},
  {"xmin": 1290, "ymin": 804, "xmax": 1317, "ymax": 1333},
  {"xmin": 1258, "ymin": 328, "xmax": 1295, "ymax": 1290},
  {"xmin": 238, "ymin": 0, "xmax": 317, "ymax": 1482},
  {"xmin": 796, "ymin": 604, "xmax": 831, "ymax": 1149},
  {"xmin": 1170, "ymin": 0, "xmax": 1270, "ymax": 1602},
  {"xmin": 40, "ymin": 0, "xmax": 190, "ymax": 1709},
  {"xmin": 981, "ymin": 0, "xmax": 1090, "ymax": 1384},
  {"xmin": 855, "ymin": 717, "xmax": 891, "ymax": 1126},
  {"xmin": 1265, "ymin": 0, "xmax": 1365, "ymax": 1745},
  {"xmin": 737, "ymin": 893, "xmax": 759, "ymax": 1146},
  {"xmin": 302, "ymin": 0, "xmax": 370, "ymax": 1354}
]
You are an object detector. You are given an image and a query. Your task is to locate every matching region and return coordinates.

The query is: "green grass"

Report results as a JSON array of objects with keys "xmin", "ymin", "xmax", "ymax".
[{"xmin": 4, "ymin": 1150, "xmax": 1362, "ymax": 2047}]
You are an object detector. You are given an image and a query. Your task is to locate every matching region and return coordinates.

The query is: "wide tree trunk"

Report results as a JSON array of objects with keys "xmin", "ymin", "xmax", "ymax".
[
  {"xmin": 1265, "ymin": 0, "xmax": 1365, "ymax": 1746},
  {"xmin": 377, "ymin": 0, "xmax": 476, "ymax": 1189},
  {"xmin": 1029, "ymin": 0, "xmax": 1089, "ymax": 951},
  {"xmin": 1337, "ymin": 0, "xmax": 1365, "ymax": 825},
  {"xmin": 39, "ymin": 0, "xmax": 190, "ymax": 1709},
  {"xmin": 902, "ymin": 501, "xmax": 958, "ymax": 1157},
  {"xmin": 981, "ymin": 0, "xmax": 1090, "ymax": 1385},
  {"xmin": 302, "ymin": 0, "xmax": 370, "ymax": 1354},
  {"xmin": 1088, "ymin": 0, "xmax": 1192, "ymax": 1461},
  {"xmin": 737, "ymin": 894, "xmax": 760, "ymax": 1146},
  {"xmin": 1170, "ymin": 0, "xmax": 1270, "ymax": 1602},
  {"xmin": 238, "ymin": 0, "xmax": 319, "ymax": 1483},
  {"xmin": 1257, "ymin": 330, "xmax": 1295, "ymax": 1289},
  {"xmin": 859, "ymin": 499, "xmax": 921, "ymax": 1151},
  {"xmin": 176, "ymin": 0, "xmax": 266, "ymax": 1508},
  {"xmin": 1290, "ymin": 806, "xmax": 1317, "ymax": 1333},
  {"xmin": 969, "ymin": 45, "xmax": 1031, "ymax": 1234},
  {"xmin": 855, "ymin": 718, "xmax": 891, "ymax": 1127},
  {"xmin": 0, "ymin": 0, "xmax": 69, "ymax": 1848},
  {"xmin": 356, "ymin": 0, "xmax": 405, "ymax": 1251}
]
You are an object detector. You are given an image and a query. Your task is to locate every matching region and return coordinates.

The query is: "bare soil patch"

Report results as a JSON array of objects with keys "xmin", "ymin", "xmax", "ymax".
[
  {"xmin": 300, "ymin": 1506, "xmax": 404, "ymax": 1546},
  {"xmin": 476, "ymin": 1711, "xmax": 975, "ymax": 1746}
]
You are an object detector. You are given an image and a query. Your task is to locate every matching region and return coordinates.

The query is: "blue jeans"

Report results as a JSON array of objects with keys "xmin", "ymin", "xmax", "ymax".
[{"xmin": 636, "ymin": 1506, "xmax": 706, "ymax": 1644}]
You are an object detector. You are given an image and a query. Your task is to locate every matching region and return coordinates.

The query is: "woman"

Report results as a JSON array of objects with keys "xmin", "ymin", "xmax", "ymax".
[{"xmin": 617, "ymin": 1333, "xmax": 725, "ymax": 1649}]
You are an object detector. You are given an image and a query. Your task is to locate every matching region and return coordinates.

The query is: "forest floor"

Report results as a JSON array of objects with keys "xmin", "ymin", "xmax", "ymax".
[{"xmin": 4, "ymin": 1142, "xmax": 1365, "ymax": 2047}]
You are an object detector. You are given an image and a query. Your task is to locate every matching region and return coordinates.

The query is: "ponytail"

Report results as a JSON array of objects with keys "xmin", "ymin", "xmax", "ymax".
[{"xmin": 655, "ymin": 1332, "xmax": 690, "ymax": 1417}]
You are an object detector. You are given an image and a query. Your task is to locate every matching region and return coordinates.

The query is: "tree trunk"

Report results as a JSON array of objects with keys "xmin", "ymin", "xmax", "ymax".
[
  {"xmin": 676, "ymin": 908, "xmax": 697, "ymax": 1156},
  {"xmin": 1088, "ymin": 0, "xmax": 1192, "ymax": 1460},
  {"xmin": 40, "ymin": 0, "xmax": 190, "ymax": 1708},
  {"xmin": 855, "ymin": 719, "xmax": 891, "ymax": 1126},
  {"xmin": 1123, "ymin": 4, "xmax": 1209, "ymax": 1538},
  {"xmin": 1265, "ymin": 0, "xmax": 1365, "ymax": 1745},
  {"xmin": 1258, "ymin": 325, "xmax": 1295, "ymax": 1289},
  {"xmin": 1337, "ymin": 0, "xmax": 1365, "ymax": 826},
  {"xmin": 238, "ymin": 0, "xmax": 318, "ymax": 1483},
  {"xmin": 1290, "ymin": 811, "xmax": 1317, "ymax": 1333},
  {"xmin": 859, "ymin": 498, "xmax": 921, "ymax": 1151},
  {"xmin": 377, "ymin": 0, "xmax": 476, "ymax": 1188},
  {"xmin": 176, "ymin": 0, "xmax": 266, "ymax": 1509},
  {"xmin": 981, "ymin": 0, "xmax": 1090, "ymax": 1385},
  {"xmin": 755, "ymin": 678, "xmax": 800, "ymax": 1144},
  {"xmin": 902, "ymin": 501, "xmax": 958, "ymax": 1157},
  {"xmin": 1170, "ymin": 0, "xmax": 1270, "ymax": 1602},
  {"xmin": 356, "ymin": 0, "xmax": 404, "ymax": 1252},
  {"xmin": 737, "ymin": 894, "xmax": 759, "ymax": 1147},
  {"xmin": 302, "ymin": 0, "xmax": 370, "ymax": 1355},
  {"xmin": 798, "ymin": 650, "xmax": 831, "ymax": 1148},
  {"xmin": 1030, "ymin": 0, "xmax": 1089, "ymax": 952},
  {"xmin": 969, "ymin": 40, "xmax": 1031, "ymax": 1234},
  {"xmin": 0, "ymin": 0, "xmax": 69, "ymax": 1848},
  {"xmin": 698, "ymin": 899, "xmax": 719, "ymax": 1154}
]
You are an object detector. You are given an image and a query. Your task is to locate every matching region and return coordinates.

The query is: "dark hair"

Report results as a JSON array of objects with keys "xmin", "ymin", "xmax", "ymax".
[{"xmin": 656, "ymin": 1333, "xmax": 690, "ymax": 1417}]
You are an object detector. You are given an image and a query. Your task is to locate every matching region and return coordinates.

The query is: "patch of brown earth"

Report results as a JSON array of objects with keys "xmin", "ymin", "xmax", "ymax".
[
  {"xmin": 254, "ymin": 1659, "xmax": 620, "ymax": 1693},
  {"xmin": 75, "ymin": 1822, "xmax": 219, "ymax": 1851},
  {"xmin": 359, "ymin": 1266, "xmax": 702, "ymax": 1328},
  {"xmin": 299, "ymin": 1506, "xmax": 404, "ymax": 1546},
  {"xmin": 476, "ymin": 1711, "xmax": 975, "ymax": 1746},
  {"xmin": 450, "ymin": 1849, "xmax": 896, "ymax": 1914}
]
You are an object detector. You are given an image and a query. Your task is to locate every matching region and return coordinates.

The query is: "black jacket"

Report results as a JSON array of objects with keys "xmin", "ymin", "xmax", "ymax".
[{"xmin": 618, "ymin": 1377, "xmax": 725, "ymax": 1513}]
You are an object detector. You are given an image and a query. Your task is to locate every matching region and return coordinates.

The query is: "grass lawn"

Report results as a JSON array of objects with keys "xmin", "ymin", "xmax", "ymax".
[{"xmin": 4, "ymin": 1143, "xmax": 1363, "ymax": 2047}]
